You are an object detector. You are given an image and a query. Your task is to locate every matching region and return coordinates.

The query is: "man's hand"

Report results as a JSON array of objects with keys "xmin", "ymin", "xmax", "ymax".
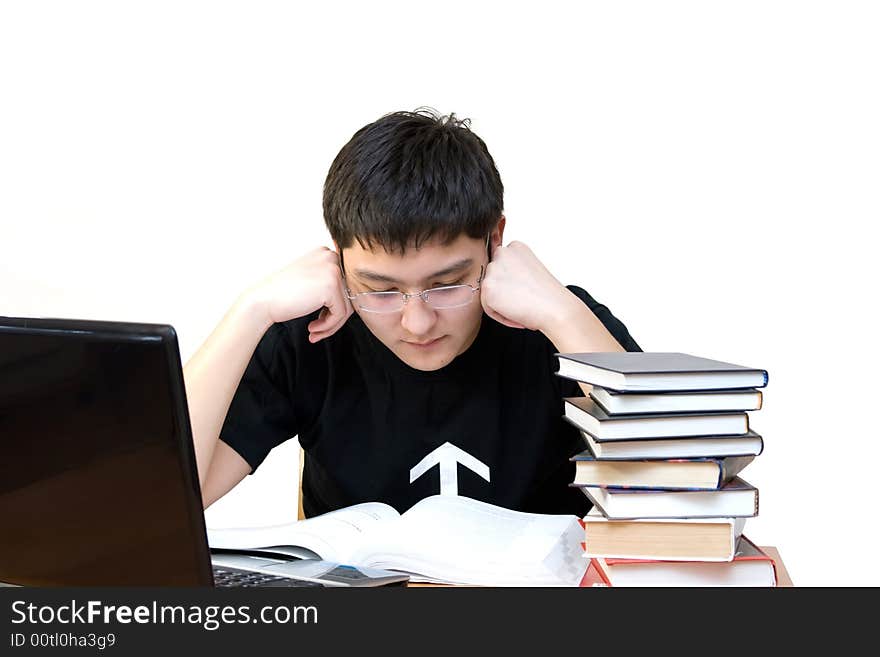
[
  {"xmin": 244, "ymin": 247, "xmax": 353, "ymax": 343},
  {"xmin": 481, "ymin": 240, "xmax": 624, "ymax": 399},
  {"xmin": 480, "ymin": 241, "xmax": 577, "ymax": 333}
]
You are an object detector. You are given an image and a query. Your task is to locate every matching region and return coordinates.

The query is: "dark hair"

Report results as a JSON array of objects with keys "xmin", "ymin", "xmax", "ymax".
[{"xmin": 323, "ymin": 108, "xmax": 504, "ymax": 254}]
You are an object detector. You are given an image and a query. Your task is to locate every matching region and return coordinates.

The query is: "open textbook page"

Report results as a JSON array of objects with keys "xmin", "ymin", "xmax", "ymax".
[
  {"xmin": 207, "ymin": 501, "xmax": 400, "ymax": 563},
  {"xmin": 207, "ymin": 495, "xmax": 586, "ymax": 586}
]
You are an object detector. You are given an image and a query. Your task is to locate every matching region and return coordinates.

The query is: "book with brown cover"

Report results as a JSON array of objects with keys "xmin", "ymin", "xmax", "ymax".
[
  {"xmin": 570, "ymin": 452, "xmax": 755, "ymax": 490},
  {"xmin": 581, "ymin": 508, "xmax": 747, "ymax": 561}
]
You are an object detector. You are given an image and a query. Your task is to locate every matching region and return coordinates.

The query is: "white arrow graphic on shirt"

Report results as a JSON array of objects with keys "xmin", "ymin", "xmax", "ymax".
[{"xmin": 409, "ymin": 442, "xmax": 490, "ymax": 496}]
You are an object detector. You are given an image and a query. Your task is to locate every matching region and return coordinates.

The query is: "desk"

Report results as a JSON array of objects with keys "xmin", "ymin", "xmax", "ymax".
[{"xmin": 409, "ymin": 545, "xmax": 793, "ymax": 587}]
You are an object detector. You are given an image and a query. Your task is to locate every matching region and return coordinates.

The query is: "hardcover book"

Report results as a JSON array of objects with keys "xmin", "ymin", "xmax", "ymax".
[
  {"xmin": 563, "ymin": 396, "xmax": 750, "ymax": 440},
  {"xmin": 570, "ymin": 452, "xmax": 755, "ymax": 490},
  {"xmin": 581, "ymin": 508, "xmax": 747, "ymax": 562},
  {"xmin": 568, "ymin": 422, "xmax": 765, "ymax": 459},
  {"xmin": 584, "ymin": 536, "xmax": 777, "ymax": 587},
  {"xmin": 590, "ymin": 386, "xmax": 763, "ymax": 415},
  {"xmin": 555, "ymin": 352, "xmax": 768, "ymax": 392},
  {"xmin": 578, "ymin": 477, "xmax": 759, "ymax": 519}
]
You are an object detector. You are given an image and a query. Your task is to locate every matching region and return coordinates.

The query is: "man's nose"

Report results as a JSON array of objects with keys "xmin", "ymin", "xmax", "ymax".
[{"xmin": 399, "ymin": 296, "xmax": 437, "ymax": 336}]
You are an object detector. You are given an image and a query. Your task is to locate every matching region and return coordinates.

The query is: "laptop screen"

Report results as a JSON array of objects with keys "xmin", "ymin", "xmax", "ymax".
[{"xmin": 0, "ymin": 318, "xmax": 213, "ymax": 586}]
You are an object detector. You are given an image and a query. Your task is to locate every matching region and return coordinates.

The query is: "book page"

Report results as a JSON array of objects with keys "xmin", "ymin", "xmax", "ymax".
[
  {"xmin": 206, "ymin": 502, "xmax": 399, "ymax": 563},
  {"xmin": 349, "ymin": 495, "xmax": 587, "ymax": 586}
]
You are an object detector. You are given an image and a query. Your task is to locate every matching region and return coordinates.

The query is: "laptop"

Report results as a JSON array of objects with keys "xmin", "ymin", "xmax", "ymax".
[{"xmin": 0, "ymin": 316, "xmax": 322, "ymax": 587}]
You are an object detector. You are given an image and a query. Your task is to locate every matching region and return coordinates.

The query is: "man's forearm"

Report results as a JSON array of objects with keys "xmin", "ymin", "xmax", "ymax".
[
  {"xmin": 182, "ymin": 292, "xmax": 272, "ymax": 487},
  {"xmin": 540, "ymin": 289, "xmax": 625, "ymax": 397}
]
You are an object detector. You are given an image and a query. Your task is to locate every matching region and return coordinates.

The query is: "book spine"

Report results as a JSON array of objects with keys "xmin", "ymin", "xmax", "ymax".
[{"xmin": 755, "ymin": 434, "xmax": 765, "ymax": 456}]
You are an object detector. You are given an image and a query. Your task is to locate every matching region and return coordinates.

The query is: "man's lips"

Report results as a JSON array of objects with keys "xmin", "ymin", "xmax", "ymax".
[{"xmin": 404, "ymin": 337, "xmax": 445, "ymax": 347}]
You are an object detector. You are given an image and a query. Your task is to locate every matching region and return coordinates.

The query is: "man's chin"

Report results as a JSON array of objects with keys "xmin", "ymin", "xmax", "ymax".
[{"xmin": 394, "ymin": 345, "xmax": 456, "ymax": 372}]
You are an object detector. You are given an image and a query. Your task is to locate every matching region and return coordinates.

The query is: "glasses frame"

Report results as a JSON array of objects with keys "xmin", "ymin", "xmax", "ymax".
[{"xmin": 340, "ymin": 234, "xmax": 491, "ymax": 314}]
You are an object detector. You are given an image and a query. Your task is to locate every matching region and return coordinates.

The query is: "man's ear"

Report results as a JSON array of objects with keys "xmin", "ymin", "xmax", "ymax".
[{"xmin": 490, "ymin": 215, "xmax": 507, "ymax": 257}]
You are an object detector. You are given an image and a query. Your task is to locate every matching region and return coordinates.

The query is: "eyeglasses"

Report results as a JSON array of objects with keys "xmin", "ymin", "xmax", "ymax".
[
  {"xmin": 344, "ymin": 265, "xmax": 484, "ymax": 313},
  {"xmin": 339, "ymin": 233, "xmax": 491, "ymax": 314}
]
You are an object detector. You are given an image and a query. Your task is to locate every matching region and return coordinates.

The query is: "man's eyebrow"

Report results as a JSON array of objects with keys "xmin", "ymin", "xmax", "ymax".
[{"xmin": 354, "ymin": 258, "xmax": 474, "ymax": 285}]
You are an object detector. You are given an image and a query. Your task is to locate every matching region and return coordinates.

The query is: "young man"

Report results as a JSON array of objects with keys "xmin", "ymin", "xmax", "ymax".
[{"xmin": 184, "ymin": 109, "xmax": 641, "ymax": 519}]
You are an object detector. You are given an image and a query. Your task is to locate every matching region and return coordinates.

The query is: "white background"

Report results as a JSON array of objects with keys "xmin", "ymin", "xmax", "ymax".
[{"xmin": 2, "ymin": 1, "xmax": 878, "ymax": 586}]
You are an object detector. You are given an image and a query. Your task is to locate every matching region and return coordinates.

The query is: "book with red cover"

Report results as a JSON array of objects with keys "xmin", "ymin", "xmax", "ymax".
[
  {"xmin": 579, "ymin": 559, "xmax": 611, "ymax": 587},
  {"xmin": 582, "ymin": 536, "xmax": 778, "ymax": 586}
]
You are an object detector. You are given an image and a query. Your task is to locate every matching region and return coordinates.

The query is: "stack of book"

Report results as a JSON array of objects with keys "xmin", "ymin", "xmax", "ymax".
[{"xmin": 555, "ymin": 352, "xmax": 778, "ymax": 587}]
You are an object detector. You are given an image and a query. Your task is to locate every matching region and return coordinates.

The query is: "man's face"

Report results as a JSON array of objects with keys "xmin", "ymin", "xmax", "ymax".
[{"xmin": 340, "ymin": 232, "xmax": 494, "ymax": 372}]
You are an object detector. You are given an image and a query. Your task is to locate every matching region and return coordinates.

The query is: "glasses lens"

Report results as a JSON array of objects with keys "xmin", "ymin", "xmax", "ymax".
[
  {"xmin": 357, "ymin": 292, "xmax": 404, "ymax": 313},
  {"xmin": 425, "ymin": 286, "xmax": 474, "ymax": 309}
]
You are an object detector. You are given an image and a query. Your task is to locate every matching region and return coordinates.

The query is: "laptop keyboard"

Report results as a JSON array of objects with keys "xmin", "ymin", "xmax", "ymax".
[{"xmin": 213, "ymin": 565, "xmax": 324, "ymax": 588}]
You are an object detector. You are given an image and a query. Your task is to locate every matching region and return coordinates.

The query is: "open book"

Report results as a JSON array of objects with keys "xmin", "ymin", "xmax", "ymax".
[{"xmin": 206, "ymin": 495, "xmax": 587, "ymax": 586}]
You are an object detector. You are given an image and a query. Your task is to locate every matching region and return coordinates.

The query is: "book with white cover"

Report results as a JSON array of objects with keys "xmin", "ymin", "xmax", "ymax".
[
  {"xmin": 570, "ymin": 423, "xmax": 765, "ymax": 459},
  {"xmin": 579, "ymin": 477, "xmax": 759, "ymax": 519},
  {"xmin": 564, "ymin": 396, "xmax": 749, "ymax": 440},
  {"xmin": 207, "ymin": 495, "xmax": 587, "ymax": 586},
  {"xmin": 590, "ymin": 386, "xmax": 763, "ymax": 415},
  {"xmin": 556, "ymin": 352, "xmax": 768, "ymax": 392}
]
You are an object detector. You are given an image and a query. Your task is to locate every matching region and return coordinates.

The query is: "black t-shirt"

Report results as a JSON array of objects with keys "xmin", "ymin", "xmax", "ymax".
[{"xmin": 219, "ymin": 285, "xmax": 641, "ymax": 518}]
